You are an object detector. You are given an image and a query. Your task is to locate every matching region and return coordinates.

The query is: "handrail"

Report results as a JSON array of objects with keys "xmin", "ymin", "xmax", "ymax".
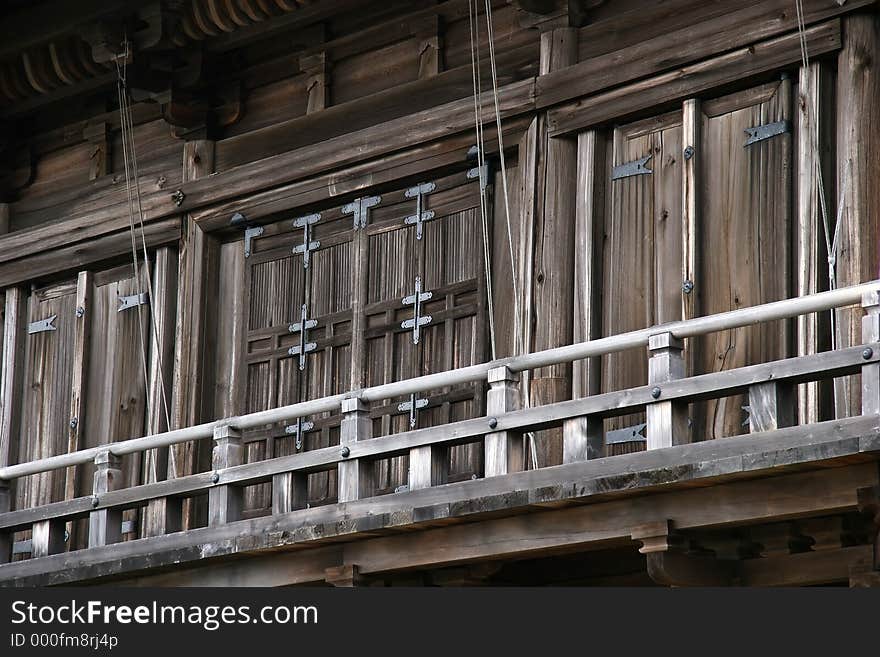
[{"xmin": 1, "ymin": 280, "xmax": 877, "ymax": 483}]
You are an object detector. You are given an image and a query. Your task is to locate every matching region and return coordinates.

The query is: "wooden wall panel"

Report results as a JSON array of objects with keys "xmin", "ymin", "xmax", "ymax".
[
  {"xmin": 601, "ymin": 113, "xmax": 682, "ymax": 455},
  {"xmin": 16, "ymin": 281, "xmax": 76, "ymax": 510},
  {"xmin": 694, "ymin": 80, "xmax": 792, "ymax": 439}
]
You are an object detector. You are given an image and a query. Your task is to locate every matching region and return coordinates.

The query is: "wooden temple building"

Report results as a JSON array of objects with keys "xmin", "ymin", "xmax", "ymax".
[{"xmin": 0, "ymin": 0, "xmax": 879, "ymax": 587}]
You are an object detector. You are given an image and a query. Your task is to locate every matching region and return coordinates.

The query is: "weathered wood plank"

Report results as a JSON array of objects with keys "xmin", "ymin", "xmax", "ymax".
[
  {"xmin": 0, "ymin": 287, "xmax": 25, "ymax": 471},
  {"xmin": 646, "ymin": 333, "xmax": 688, "ymax": 449},
  {"xmin": 484, "ymin": 366, "xmax": 523, "ymax": 477},
  {"xmin": 548, "ymin": 20, "xmax": 841, "ymax": 136}
]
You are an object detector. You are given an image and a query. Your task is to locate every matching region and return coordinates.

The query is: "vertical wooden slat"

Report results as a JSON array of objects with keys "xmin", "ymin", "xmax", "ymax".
[
  {"xmin": 796, "ymin": 62, "xmax": 833, "ymax": 426},
  {"xmin": 484, "ymin": 366, "xmax": 522, "ymax": 477},
  {"xmin": 572, "ymin": 129, "xmax": 605, "ymax": 402},
  {"xmin": 646, "ymin": 332, "xmax": 688, "ymax": 450},
  {"xmin": 530, "ymin": 27, "xmax": 578, "ymax": 468},
  {"xmin": 681, "ymin": 99, "xmax": 701, "ymax": 325},
  {"xmin": 414, "ymin": 15, "xmax": 441, "ymax": 79},
  {"xmin": 748, "ymin": 381, "xmax": 796, "ymax": 432},
  {"xmin": 836, "ymin": 13, "xmax": 880, "ymax": 419},
  {"xmin": 861, "ymin": 290, "xmax": 880, "ymax": 416},
  {"xmin": 171, "ymin": 139, "xmax": 216, "ymax": 528},
  {"xmin": 88, "ymin": 450, "xmax": 123, "ymax": 548},
  {"xmin": 0, "ymin": 482, "xmax": 10, "ymax": 562},
  {"xmin": 300, "ymin": 52, "xmax": 329, "ymax": 114},
  {"xmin": 63, "ymin": 270, "xmax": 92, "ymax": 546},
  {"xmin": 143, "ymin": 247, "xmax": 180, "ymax": 537},
  {"xmin": 32, "ymin": 519, "xmax": 65, "ymax": 557},
  {"xmin": 0, "ymin": 287, "xmax": 25, "ymax": 474}
]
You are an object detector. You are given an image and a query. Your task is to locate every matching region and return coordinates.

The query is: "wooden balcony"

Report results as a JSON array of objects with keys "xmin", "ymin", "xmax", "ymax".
[{"xmin": 1, "ymin": 283, "xmax": 879, "ymax": 587}]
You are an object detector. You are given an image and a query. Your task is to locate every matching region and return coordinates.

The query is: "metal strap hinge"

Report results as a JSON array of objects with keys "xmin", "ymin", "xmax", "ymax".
[
  {"xmin": 398, "ymin": 394, "xmax": 429, "ymax": 428},
  {"xmin": 288, "ymin": 303, "xmax": 317, "ymax": 371},
  {"xmin": 404, "ymin": 181, "xmax": 436, "ymax": 240},
  {"xmin": 292, "ymin": 213, "xmax": 321, "ymax": 269},
  {"xmin": 285, "ymin": 418, "xmax": 314, "ymax": 450},
  {"xmin": 611, "ymin": 155, "xmax": 653, "ymax": 181},
  {"xmin": 744, "ymin": 120, "xmax": 790, "ymax": 146},
  {"xmin": 244, "ymin": 226, "xmax": 264, "ymax": 258},
  {"xmin": 401, "ymin": 276, "xmax": 432, "ymax": 344},
  {"xmin": 467, "ymin": 164, "xmax": 489, "ymax": 191},
  {"xmin": 28, "ymin": 315, "xmax": 57, "ymax": 334},
  {"xmin": 342, "ymin": 195, "xmax": 381, "ymax": 230},
  {"xmin": 605, "ymin": 423, "xmax": 646, "ymax": 445},
  {"xmin": 118, "ymin": 292, "xmax": 149, "ymax": 312}
]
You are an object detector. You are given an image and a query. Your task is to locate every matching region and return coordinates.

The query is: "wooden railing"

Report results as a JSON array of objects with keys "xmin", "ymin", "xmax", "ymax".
[{"xmin": 1, "ymin": 281, "xmax": 879, "ymax": 563}]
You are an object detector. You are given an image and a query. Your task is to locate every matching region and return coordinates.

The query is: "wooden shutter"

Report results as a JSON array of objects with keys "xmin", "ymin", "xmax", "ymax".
[
  {"xmin": 602, "ymin": 112, "xmax": 683, "ymax": 454},
  {"xmin": 693, "ymin": 80, "xmax": 793, "ymax": 439}
]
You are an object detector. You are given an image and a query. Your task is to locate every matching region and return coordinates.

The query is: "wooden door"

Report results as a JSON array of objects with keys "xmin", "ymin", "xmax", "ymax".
[
  {"xmin": 694, "ymin": 80, "xmax": 793, "ymax": 439},
  {"xmin": 602, "ymin": 112, "xmax": 683, "ymax": 454}
]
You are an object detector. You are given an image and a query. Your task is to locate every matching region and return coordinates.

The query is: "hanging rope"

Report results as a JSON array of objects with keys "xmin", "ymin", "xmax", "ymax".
[
  {"xmin": 114, "ymin": 41, "xmax": 174, "ymax": 474},
  {"xmin": 794, "ymin": 0, "xmax": 852, "ymax": 415}
]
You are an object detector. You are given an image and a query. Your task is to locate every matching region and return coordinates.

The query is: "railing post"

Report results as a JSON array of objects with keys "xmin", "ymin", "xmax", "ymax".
[
  {"xmin": 646, "ymin": 332, "xmax": 688, "ymax": 450},
  {"xmin": 88, "ymin": 450, "xmax": 123, "ymax": 548},
  {"xmin": 862, "ymin": 290, "xmax": 880, "ymax": 415},
  {"xmin": 33, "ymin": 518, "xmax": 66, "ymax": 557},
  {"xmin": 208, "ymin": 425, "xmax": 243, "ymax": 526},
  {"xmin": 143, "ymin": 497, "xmax": 183, "ymax": 537},
  {"xmin": 747, "ymin": 382, "xmax": 795, "ymax": 432},
  {"xmin": 484, "ymin": 366, "xmax": 523, "ymax": 477},
  {"xmin": 338, "ymin": 396, "xmax": 374, "ymax": 502},
  {"xmin": 0, "ymin": 482, "xmax": 10, "ymax": 563}
]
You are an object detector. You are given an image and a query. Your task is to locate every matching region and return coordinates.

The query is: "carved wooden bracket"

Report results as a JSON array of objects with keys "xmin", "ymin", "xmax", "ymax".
[
  {"xmin": 324, "ymin": 563, "xmax": 363, "ymax": 587},
  {"xmin": 632, "ymin": 520, "xmax": 738, "ymax": 586}
]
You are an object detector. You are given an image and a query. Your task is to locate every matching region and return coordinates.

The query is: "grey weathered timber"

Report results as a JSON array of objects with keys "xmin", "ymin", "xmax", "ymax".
[
  {"xmin": 208, "ymin": 426, "xmax": 243, "ymax": 527},
  {"xmin": 272, "ymin": 472, "xmax": 309, "ymax": 515},
  {"xmin": 0, "ymin": 288, "xmax": 25, "ymax": 473},
  {"xmin": 143, "ymin": 496, "xmax": 182, "ymax": 538},
  {"xmin": 338, "ymin": 396, "xmax": 374, "ymax": 502},
  {"xmin": 748, "ymin": 381, "xmax": 796, "ymax": 433},
  {"xmin": 88, "ymin": 451, "xmax": 123, "ymax": 548},
  {"xmin": 563, "ymin": 415, "xmax": 603, "ymax": 463},
  {"xmin": 862, "ymin": 291, "xmax": 880, "ymax": 416},
  {"xmin": 0, "ymin": 344, "xmax": 877, "ymax": 533},
  {"xmin": 0, "ymin": 483, "xmax": 9, "ymax": 563},
  {"xmin": 484, "ymin": 366, "xmax": 523, "ymax": 477},
  {"xmin": 32, "ymin": 518, "xmax": 65, "ymax": 558},
  {"xmin": 646, "ymin": 332, "xmax": 688, "ymax": 449}
]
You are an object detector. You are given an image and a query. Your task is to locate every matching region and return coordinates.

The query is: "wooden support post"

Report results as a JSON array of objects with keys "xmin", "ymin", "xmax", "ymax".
[
  {"xmin": 530, "ymin": 27, "xmax": 578, "ymax": 468},
  {"xmin": 484, "ymin": 366, "xmax": 523, "ymax": 477},
  {"xmin": 64, "ymin": 271, "xmax": 92, "ymax": 545},
  {"xmin": 0, "ymin": 482, "xmax": 11, "ymax": 563},
  {"xmin": 172, "ymin": 140, "xmax": 217, "ymax": 529},
  {"xmin": 143, "ymin": 247, "xmax": 178, "ymax": 537},
  {"xmin": 646, "ymin": 332, "xmax": 688, "ymax": 450},
  {"xmin": 208, "ymin": 425, "xmax": 243, "ymax": 527},
  {"xmin": 797, "ymin": 62, "xmax": 832, "ymax": 425},
  {"xmin": 572, "ymin": 129, "xmax": 604, "ymax": 401},
  {"xmin": 563, "ymin": 415, "xmax": 603, "ymax": 463},
  {"xmin": 413, "ymin": 15, "xmax": 441, "ymax": 79},
  {"xmin": 681, "ymin": 99, "xmax": 701, "ymax": 324},
  {"xmin": 861, "ymin": 290, "xmax": 880, "ymax": 416},
  {"xmin": 32, "ymin": 518, "xmax": 66, "ymax": 558},
  {"xmin": 409, "ymin": 442, "xmax": 447, "ymax": 490},
  {"xmin": 338, "ymin": 396, "xmax": 374, "ymax": 503},
  {"xmin": 88, "ymin": 450, "xmax": 123, "ymax": 548},
  {"xmin": 836, "ymin": 12, "xmax": 880, "ymax": 418},
  {"xmin": 0, "ymin": 287, "xmax": 24, "ymax": 491},
  {"xmin": 748, "ymin": 382, "xmax": 796, "ymax": 433},
  {"xmin": 300, "ymin": 52, "xmax": 329, "ymax": 114},
  {"xmin": 272, "ymin": 471, "xmax": 309, "ymax": 514}
]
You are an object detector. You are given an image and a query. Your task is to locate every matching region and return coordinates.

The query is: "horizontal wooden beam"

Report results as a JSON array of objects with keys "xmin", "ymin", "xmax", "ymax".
[
  {"xmin": 1, "ymin": 460, "xmax": 875, "ymax": 586},
  {"xmin": 547, "ymin": 19, "xmax": 842, "ymax": 136},
  {"xmin": 740, "ymin": 545, "xmax": 874, "ymax": 586}
]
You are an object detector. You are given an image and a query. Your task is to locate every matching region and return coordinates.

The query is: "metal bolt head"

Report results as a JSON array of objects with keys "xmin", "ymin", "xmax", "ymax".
[
  {"xmin": 488, "ymin": 417, "xmax": 498, "ymax": 429},
  {"xmin": 863, "ymin": 347, "xmax": 874, "ymax": 360},
  {"xmin": 684, "ymin": 145, "xmax": 695, "ymax": 160},
  {"xmin": 682, "ymin": 280, "xmax": 694, "ymax": 295},
  {"xmin": 341, "ymin": 446, "xmax": 350, "ymax": 458},
  {"xmin": 91, "ymin": 495, "xmax": 99, "ymax": 508},
  {"xmin": 651, "ymin": 386, "xmax": 662, "ymax": 399},
  {"xmin": 75, "ymin": 306, "xmax": 85, "ymax": 318},
  {"xmin": 69, "ymin": 417, "xmax": 78, "ymax": 430},
  {"xmin": 211, "ymin": 472, "xmax": 220, "ymax": 484}
]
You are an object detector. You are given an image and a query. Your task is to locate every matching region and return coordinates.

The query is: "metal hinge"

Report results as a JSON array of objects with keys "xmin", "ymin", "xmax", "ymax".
[
  {"xmin": 117, "ymin": 292, "xmax": 149, "ymax": 312},
  {"xmin": 285, "ymin": 418, "xmax": 315, "ymax": 451},
  {"xmin": 342, "ymin": 195, "xmax": 381, "ymax": 230},
  {"xmin": 28, "ymin": 315, "xmax": 57, "ymax": 334},
  {"xmin": 288, "ymin": 303, "xmax": 317, "ymax": 371},
  {"xmin": 611, "ymin": 154, "xmax": 653, "ymax": 181},
  {"xmin": 744, "ymin": 120, "xmax": 790, "ymax": 147},
  {"xmin": 244, "ymin": 226, "xmax": 264, "ymax": 258},
  {"xmin": 404, "ymin": 181, "xmax": 436, "ymax": 240},
  {"xmin": 398, "ymin": 394, "xmax": 429, "ymax": 428},
  {"xmin": 401, "ymin": 276, "xmax": 432, "ymax": 344},
  {"xmin": 292, "ymin": 213, "xmax": 321, "ymax": 269},
  {"xmin": 467, "ymin": 164, "xmax": 489, "ymax": 191},
  {"xmin": 605, "ymin": 423, "xmax": 646, "ymax": 445}
]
